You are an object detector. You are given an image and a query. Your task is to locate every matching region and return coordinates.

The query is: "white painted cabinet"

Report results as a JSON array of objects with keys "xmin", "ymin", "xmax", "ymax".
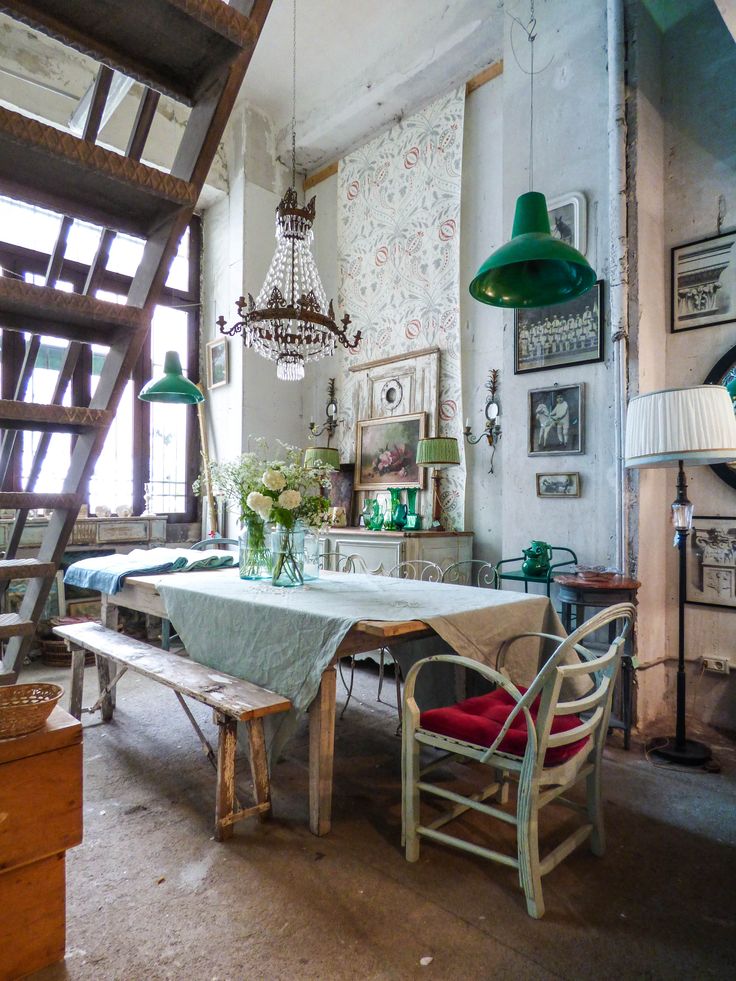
[{"xmin": 321, "ymin": 529, "xmax": 473, "ymax": 576}]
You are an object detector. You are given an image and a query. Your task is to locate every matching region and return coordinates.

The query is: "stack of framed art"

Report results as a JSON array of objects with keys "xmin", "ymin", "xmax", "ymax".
[{"xmin": 514, "ymin": 195, "xmax": 600, "ymax": 499}]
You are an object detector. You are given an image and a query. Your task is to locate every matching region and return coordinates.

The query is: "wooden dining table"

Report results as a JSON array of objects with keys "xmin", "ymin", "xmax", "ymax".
[{"xmin": 99, "ymin": 572, "xmax": 434, "ymax": 837}]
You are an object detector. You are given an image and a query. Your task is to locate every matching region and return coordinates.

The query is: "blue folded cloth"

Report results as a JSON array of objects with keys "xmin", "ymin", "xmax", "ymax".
[{"xmin": 64, "ymin": 547, "xmax": 235, "ymax": 595}]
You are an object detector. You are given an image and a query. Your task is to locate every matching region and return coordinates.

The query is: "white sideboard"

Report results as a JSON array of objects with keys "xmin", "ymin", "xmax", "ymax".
[
  {"xmin": 0, "ymin": 516, "xmax": 168, "ymax": 554},
  {"xmin": 321, "ymin": 529, "xmax": 473, "ymax": 576}
]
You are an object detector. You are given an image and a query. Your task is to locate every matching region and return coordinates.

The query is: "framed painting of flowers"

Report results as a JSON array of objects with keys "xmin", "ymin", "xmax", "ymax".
[{"xmin": 355, "ymin": 412, "xmax": 427, "ymax": 491}]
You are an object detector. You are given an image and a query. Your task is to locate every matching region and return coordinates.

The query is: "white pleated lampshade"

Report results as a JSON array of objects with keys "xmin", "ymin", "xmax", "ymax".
[{"xmin": 625, "ymin": 385, "xmax": 736, "ymax": 469}]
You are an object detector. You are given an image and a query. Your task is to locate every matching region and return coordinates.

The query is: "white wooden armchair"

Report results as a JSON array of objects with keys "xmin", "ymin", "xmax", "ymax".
[{"xmin": 402, "ymin": 603, "xmax": 635, "ymax": 918}]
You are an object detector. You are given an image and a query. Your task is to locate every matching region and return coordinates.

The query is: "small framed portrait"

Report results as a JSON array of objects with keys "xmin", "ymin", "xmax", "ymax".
[
  {"xmin": 514, "ymin": 281, "xmax": 603, "ymax": 374},
  {"xmin": 536, "ymin": 472, "xmax": 581, "ymax": 498},
  {"xmin": 547, "ymin": 192, "xmax": 587, "ymax": 254},
  {"xmin": 206, "ymin": 338, "xmax": 229, "ymax": 389},
  {"xmin": 528, "ymin": 383, "xmax": 584, "ymax": 456},
  {"xmin": 686, "ymin": 516, "xmax": 736, "ymax": 610},
  {"xmin": 355, "ymin": 412, "xmax": 427, "ymax": 491},
  {"xmin": 671, "ymin": 231, "xmax": 736, "ymax": 333}
]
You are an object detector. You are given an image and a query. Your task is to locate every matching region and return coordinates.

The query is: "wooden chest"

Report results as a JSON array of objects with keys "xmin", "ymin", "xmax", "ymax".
[{"xmin": 0, "ymin": 706, "xmax": 82, "ymax": 980}]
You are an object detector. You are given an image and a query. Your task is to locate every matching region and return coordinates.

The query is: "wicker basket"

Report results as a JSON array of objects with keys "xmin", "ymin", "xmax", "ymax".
[{"xmin": 0, "ymin": 683, "xmax": 64, "ymax": 739}]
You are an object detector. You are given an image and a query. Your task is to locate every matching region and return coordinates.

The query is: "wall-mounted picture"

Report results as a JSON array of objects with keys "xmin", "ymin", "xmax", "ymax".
[
  {"xmin": 355, "ymin": 412, "xmax": 427, "ymax": 490},
  {"xmin": 514, "ymin": 280, "xmax": 603, "ymax": 374},
  {"xmin": 528, "ymin": 384, "xmax": 584, "ymax": 456},
  {"xmin": 206, "ymin": 338, "xmax": 229, "ymax": 389},
  {"xmin": 671, "ymin": 231, "xmax": 736, "ymax": 332},
  {"xmin": 547, "ymin": 192, "xmax": 587, "ymax": 253},
  {"xmin": 536, "ymin": 472, "xmax": 581, "ymax": 498},
  {"xmin": 686, "ymin": 516, "xmax": 736, "ymax": 610},
  {"xmin": 704, "ymin": 343, "xmax": 736, "ymax": 491}
]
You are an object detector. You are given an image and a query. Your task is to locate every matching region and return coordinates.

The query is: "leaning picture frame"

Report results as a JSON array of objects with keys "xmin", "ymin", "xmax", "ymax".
[
  {"xmin": 547, "ymin": 192, "xmax": 587, "ymax": 254},
  {"xmin": 671, "ymin": 231, "xmax": 736, "ymax": 333},
  {"xmin": 206, "ymin": 338, "xmax": 229, "ymax": 389},
  {"xmin": 355, "ymin": 412, "xmax": 427, "ymax": 491},
  {"xmin": 685, "ymin": 515, "xmax": 736, "ymax": 610},
  {"xmin": 514, "ymin": 280, "xmax": 603, "ymax": 374},
  {"xmin": 528, "ymin": 384, "xmax": 584, "ymax": 456}
]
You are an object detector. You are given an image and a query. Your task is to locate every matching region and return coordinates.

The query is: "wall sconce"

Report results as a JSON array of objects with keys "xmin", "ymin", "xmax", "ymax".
[
  {"xmin": 309, "ymin": 378, "xmax": 339, "ymax": 444},
  {"xmin": 464, "ymin": 369, "xmax": 502, "ymax": 474}
]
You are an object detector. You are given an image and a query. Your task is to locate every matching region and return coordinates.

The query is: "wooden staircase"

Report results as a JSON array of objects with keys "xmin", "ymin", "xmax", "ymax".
[{"xmin": 0, "ymin": 0, "xmax": 272, "ymax": 682}]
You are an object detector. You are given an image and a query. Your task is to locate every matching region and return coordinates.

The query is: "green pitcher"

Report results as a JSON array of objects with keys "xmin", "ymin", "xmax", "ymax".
[{"xmin": 521, "ymin": 540, "xmax": 553, "ymax": 577}]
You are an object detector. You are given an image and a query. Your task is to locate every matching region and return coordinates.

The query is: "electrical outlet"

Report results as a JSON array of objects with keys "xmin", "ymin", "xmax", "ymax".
[{"xmin": 703, "ymin": 656, "xmax": 730, "ymax": 675}]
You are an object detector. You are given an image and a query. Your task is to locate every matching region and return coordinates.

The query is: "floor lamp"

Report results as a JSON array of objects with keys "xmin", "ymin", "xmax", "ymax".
[{"xmin": 625, "ymin": 385, "xmax": 736, "ymax": 765}]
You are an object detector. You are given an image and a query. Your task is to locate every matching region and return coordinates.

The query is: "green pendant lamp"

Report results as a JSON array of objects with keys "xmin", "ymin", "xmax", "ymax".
[
  {"xmin": 469, "ymin": 190, "xmax": 596, "ymax": 308},
  {"xmin": 469, "ymin": 4, "xmax": 595, "ymax": 309},
  {"xmin": 138, "ymin": 351, "xmax": 204, "ymax": 404}
]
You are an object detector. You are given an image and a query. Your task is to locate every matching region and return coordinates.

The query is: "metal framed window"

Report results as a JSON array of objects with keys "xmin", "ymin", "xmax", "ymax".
[{"xmin": 0, "ymin": 198, "xmax": 201, "ymax": 522}]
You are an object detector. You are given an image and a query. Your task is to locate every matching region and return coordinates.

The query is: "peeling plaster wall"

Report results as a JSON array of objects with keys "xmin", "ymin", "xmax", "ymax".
[
  {"xmin": 629, "ymin": 0, "xmax": 736, "ymax": 732},
  {"xmin": 499, "ymin": 0, "xmax": 615, "ymax": 572}
]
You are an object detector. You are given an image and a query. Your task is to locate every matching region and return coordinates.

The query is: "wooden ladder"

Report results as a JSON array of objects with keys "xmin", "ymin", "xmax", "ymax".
[{"xmin": 0, "ymin": 0, "xmax": 273, "ymax": 682}]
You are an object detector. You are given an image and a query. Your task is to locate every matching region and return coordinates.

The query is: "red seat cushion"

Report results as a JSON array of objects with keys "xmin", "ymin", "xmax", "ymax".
[{"xmin": 420, "ymin": 686, "xmax": 589, "ymax": 766}]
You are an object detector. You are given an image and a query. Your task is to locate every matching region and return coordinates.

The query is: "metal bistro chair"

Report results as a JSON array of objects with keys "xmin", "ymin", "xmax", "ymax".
[
  {"xmin": 402, "ymin": 603, "xmax": 635, "ymax": 918},
  {"xmin": 161, "ymin": 538, "xmax": 239, "ymax": 651},
  {"xmin": 372, "ymin": 560, "xmax": 444, "ymax": 728},
  {"xmin": 442, "ymin": 560, "xmax": 498, "ymax": 589},
  {"xmin": 495, "ymin": 546, "xmax": 577, "ymax": 598},
  {"xmin": 319, "ymin": 552, "xmax": 372, "ymax": 718}
]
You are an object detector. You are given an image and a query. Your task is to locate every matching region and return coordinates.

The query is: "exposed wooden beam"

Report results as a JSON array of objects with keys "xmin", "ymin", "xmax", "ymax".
[
  {"xmin": 304, "ymin": 161, "xmax": 338, "ymax": 192},
  {"xmin": 303, "ymin": 60, "xmax": 504, "ymax": 192},
  {"xmin": 465, "ymin": 59, "xmax": 503, "ymax": 96}
]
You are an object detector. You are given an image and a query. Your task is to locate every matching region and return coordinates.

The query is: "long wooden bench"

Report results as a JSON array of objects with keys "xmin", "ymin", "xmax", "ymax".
[{"xmin": 53, "ymin": 621, "xmax": 291, "ymax": 841}]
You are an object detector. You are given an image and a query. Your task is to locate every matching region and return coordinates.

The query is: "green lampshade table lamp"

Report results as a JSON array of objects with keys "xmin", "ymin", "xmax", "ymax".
[
  {"xmin": 416, "ymin": 436, "xmax": 460, "ymax": 530},
  {"xmin": 303, "ymin": 446, "xmax": 340, "ymax": 470}
]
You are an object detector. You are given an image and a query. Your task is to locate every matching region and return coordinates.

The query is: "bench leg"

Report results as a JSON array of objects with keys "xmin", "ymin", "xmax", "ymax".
[
  {"xmin": 245, "ymin": 718, "xmax": 271, "ymax": 823},
  {"xmin": 69, "ymin": 647, "xmax": 85, "ymax": 721},
  {"xmin": 215, "ymin": 716, "xmax": 237, "ymax": 842},
  {"xmin": 95, "ymin": 655, "xmax": 115, "ymax": 722},
  {"xmin": 309, "ymin": 666, "xmax": 336, "ymax": 837}
]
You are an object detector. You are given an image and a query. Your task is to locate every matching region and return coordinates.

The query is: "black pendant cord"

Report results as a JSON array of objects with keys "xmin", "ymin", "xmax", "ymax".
[{"xmin": 290, "ymin": 0, "xmax": 297, "ymax": 307}]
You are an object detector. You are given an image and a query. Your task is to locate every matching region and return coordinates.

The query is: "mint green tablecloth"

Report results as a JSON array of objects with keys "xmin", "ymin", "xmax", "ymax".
[{"xmin": 158, "ymin": 569, "xmax": 565, "ymax": 758}]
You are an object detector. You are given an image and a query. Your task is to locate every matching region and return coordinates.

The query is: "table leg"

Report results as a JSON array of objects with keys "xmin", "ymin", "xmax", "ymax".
[
  {"xmin": 309, "ymin": 666, "xmax": 337, "ymax": 837},
  {"xmin": 100, "ymin": 595, "xmax": 119, "ymax": 716}
]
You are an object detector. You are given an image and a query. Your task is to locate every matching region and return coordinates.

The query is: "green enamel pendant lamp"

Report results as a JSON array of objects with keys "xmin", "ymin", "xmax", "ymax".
[
  {"xmin": 469, "ymin": 3, "xmax": 596, "ymax": 309},
  {"xmin": 469, "ymin": 190, "xmax": 596, "ymax": 308},
  {"xmin": 138, "ymin": 351, "xmax": 204, "ymax": 404}
]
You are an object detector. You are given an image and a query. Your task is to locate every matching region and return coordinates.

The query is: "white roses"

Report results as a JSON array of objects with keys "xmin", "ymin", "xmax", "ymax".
[
  {"xmin": 277, "ymin": 489, "xmax": 302, "ymax": 510},
  {"xmin": 246, "ymin": 491, "xmax": 273, "ymax": 521},
  {"xmin": 262, "ymin": 468, "xmax": 286, "ymax": 492}
]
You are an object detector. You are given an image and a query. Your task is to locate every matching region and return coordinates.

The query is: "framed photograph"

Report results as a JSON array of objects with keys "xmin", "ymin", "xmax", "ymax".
[
  {"xmin": 355, "ymin": 412, "xmax": 427, "ymax": 490},
  {"xmin": 704, "ymin": 343, "xmax": 736, "ymax": 491},
  {"xmin": 514, "ymin": 280, "xmax": 603, "ymax": 374},
  {"xmin": 671, "ymin": 231, "xmax": 736, "ymax": 332},
  {"xmin": 206, "ymin": 338, "xmax": 229, "ymax": 389},
  {"xmin": 547, "ymin": 192, "xmax": 587, "ymax": 254},
  {"xmin": 528, "ymin": 384, "xmax": 584, "ymax": 456},
  {"xmin": 686, "ymin": 516, "xmax": 736, "ymax": 610},
  {"xmin": 536, "ymin": 472, "xmax": 581, "ymax": 498}
]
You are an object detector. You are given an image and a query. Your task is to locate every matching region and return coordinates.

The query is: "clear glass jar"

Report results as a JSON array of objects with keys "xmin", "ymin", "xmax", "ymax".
[
  {"xmin": 238, "ymin": 517, "xmax": 272, "ymax": 580},
  {"xmin": 270, "ymin": 523, "xmax": 306, "ymax": 587},
  {"xmin": 303, "ymin": 528, "xmax": 320, "ymax": 582}
]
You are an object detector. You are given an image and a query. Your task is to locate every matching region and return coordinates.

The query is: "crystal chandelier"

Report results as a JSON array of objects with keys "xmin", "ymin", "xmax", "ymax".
[{"xmin": 217, "ymin": 0, "xmax": 360, "ymax": 381}]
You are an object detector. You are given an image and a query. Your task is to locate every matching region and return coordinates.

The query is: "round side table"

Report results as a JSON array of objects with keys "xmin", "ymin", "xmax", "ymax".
[{"xmin": 554, "ymin": 574, "xmax": 641, "ymax": 749}]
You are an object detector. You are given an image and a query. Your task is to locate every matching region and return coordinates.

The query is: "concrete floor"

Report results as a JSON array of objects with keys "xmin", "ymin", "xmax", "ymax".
[{"xmin": 24, "ymin": 657, "xmax": 736, "ymax": 981}]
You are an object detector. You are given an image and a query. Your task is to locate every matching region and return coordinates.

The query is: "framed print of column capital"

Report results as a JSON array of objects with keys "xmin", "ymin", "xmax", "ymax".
[
  {"xmin": 206, "ymin": 338, "xmax": 229, "ymax": 389},
  {"xmin": 686, "ymin": 516, "xmax": 736, "ymax": 610},
  {"xmin": 547, "ymin": 192, "xmax": 587, "ymax": 254},
  {"xmin": 704, "ymin": 342, "xmax": 736, "ymax": 491},
  {"xmin": 514, "ymin": 280, "xmax": 603, "ymax": 374},
  {"xmin": 672, "ymin": 231, "xmax": 736, "ymax": 332},
  {"xmin": 528, "ymin": 383, "xmax": 584, "ymax": 456}
]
